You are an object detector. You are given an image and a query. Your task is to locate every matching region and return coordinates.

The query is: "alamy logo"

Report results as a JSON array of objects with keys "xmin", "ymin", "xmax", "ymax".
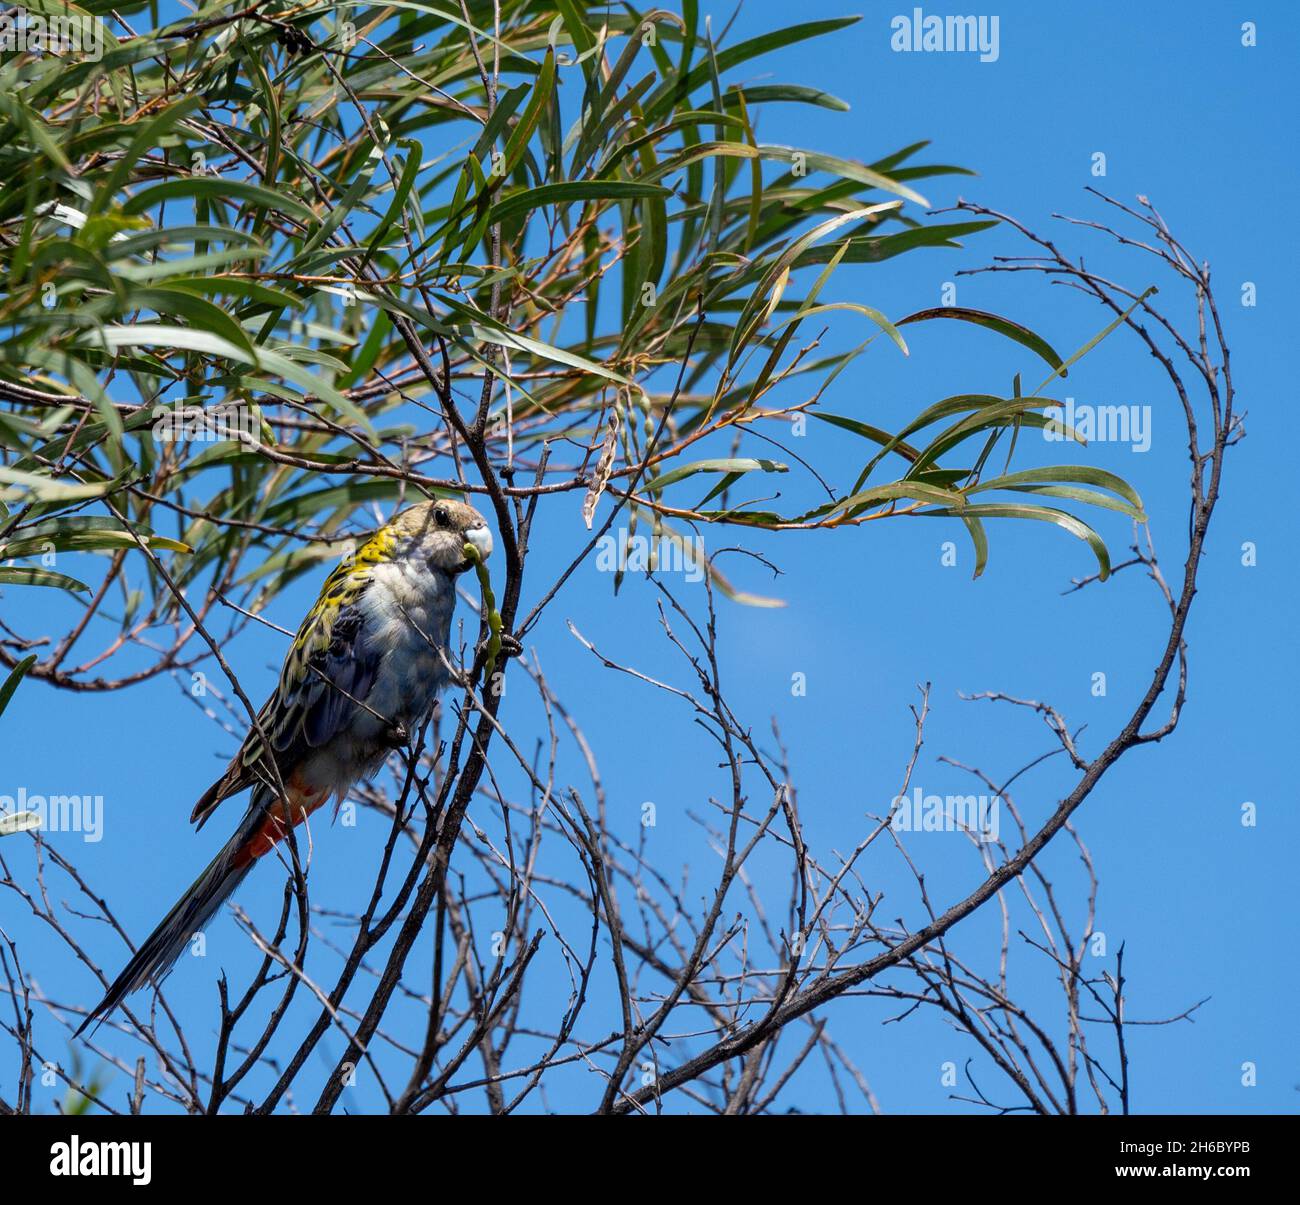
[
  {"xmin": 0, "ymin": 788, "xmax": 103, "ymax": 842},
  {"xmin": 594, "ymin": 528, "xmax": 706, "ymax": 583},
  {"xmin": 50, "ymin": 1136, "xmax": 151, "ymax": 1185},
  {"xmin": 0, "ymin": 9, "xmax": 105, "ymax": 61},
  {"xmin": 890, "ymin": 787, "xmax": 1000, "ymax": 843},
  {"xmin": 1043, "ymin": 397, "xmax": 1152, "ymax": 452},
  {"xmin": 152, "ymin": 402, "xmax": 261, "ymax": 445},
  {"xmin": 890, "ymin": 7, "xmax": 1000, "ymax": 63}
]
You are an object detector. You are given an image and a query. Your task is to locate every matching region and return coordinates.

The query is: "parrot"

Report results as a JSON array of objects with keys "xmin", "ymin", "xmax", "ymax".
[{"xmin": 76, "ymin": 498, "xmax": 494, "ymax": 1035}]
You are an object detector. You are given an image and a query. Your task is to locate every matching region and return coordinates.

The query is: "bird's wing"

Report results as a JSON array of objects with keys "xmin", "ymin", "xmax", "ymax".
[
  {"xmin": 290, "ymin": 598, "xmax": 383, "ymax": 749},
  {"xmin": 191, "ymin": 528, "xmax": 395, "ymax": 827}
]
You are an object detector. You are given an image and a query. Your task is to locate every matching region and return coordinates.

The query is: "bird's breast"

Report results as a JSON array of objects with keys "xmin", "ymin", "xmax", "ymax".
[
  {"xmin": 358, "ymin": 560, "xmax": 457, "ymax": 723},
  {"xmin": 292, "ymin": 562, "xmax": 458, "ymax": 799}
]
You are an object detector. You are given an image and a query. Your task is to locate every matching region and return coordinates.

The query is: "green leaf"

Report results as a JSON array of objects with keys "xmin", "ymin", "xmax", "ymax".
[
  {"xmin": 0, "ymin": 567, "xmax": 91, "ymax": 592},
  {"xmin": 80, "ymin": 326, "xmax": 374, "ymax": 434},
  {"xmin": 725, "ymin": 84, "xmax": 849, "ymax": 111},
  {"xmin": 811, "ymin": 412, "xmax": 921, "ymax": 464},
  {"xmin": 800, "ymin": 480, "xmax": 966, "ymax": 522},
  {"xmin": 654, "ymin": 17, "xmax": 862, "ymax": 114},
  {"xmin": 967, "ymin": 464, "xmax": 1145, "ymax": 520},
  {"xmin": 1034, "ymin": 286, "xmax": 1158, "ymax": 393},
  {"xmin": 361, "ymin": 139, "xmax": 423, "ymax": 267},
  {"xmin": 0, "ymin": 655, "xmax": 38, "ymax": 720},
  {"xmin": 961, "ymin": 515, "xmax": 989, "ymax": 579},
  {"xmin": 121, "ymin": 178, "xmax": 317, "ymax": 224},
  {"xmin": 897, "ymin": 307, "xmax": 1064, "ymax": 374},
  {"xmin": 0, "ymin": 467, "xmax": 124, "ymax": 502},
  {"xmin": 641, "ymin": 457, "xmax": 789, "ymax": 495},
  {"xmin": 488, "ymin": 181, "xmax": 672, "ymax": 227},
  {"xmin": 915, "ymin": 503, "xmax": 1113, "ymax": 580},
  {"xmin": 502, "ymin": 48, "xmax": 556, "ymax": 177}
]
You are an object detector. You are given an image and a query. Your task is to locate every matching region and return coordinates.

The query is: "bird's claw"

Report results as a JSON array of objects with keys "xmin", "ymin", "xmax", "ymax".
[
  {"xmin": 476, "ymin": 631, "xmax": 523, "ymax": 663},
  {"xmin": 383, "ymin": 720, "xmax": 411, "ymax": 750}
]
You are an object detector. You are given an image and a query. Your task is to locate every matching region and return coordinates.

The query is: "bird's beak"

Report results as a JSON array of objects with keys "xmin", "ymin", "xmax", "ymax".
[{"xmin": 465, "ymin": 523, "xmax": 493, "ymax": 559}]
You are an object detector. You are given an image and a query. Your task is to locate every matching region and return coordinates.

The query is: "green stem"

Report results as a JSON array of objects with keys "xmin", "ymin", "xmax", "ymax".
[{"xmin": 463, "ymin": 542, "xmax": 501, "ymax": 680}]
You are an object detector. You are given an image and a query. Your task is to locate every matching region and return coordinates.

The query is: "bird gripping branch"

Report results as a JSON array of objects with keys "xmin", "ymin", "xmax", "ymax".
[{"xmin": 77, "ymin": 498, "xmax": 495, "ymax": 1035}]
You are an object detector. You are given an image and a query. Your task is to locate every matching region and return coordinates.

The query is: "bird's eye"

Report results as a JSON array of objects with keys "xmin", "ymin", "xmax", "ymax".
[{"xmin": 435, "ymin": 507, "xmax": 449, "ymax": 528}]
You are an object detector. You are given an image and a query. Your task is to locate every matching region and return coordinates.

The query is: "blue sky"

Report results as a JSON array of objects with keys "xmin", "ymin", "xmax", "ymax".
[{"xmin": 2, "ymin": 1, "xmax": 1296, "ymax": 1113}]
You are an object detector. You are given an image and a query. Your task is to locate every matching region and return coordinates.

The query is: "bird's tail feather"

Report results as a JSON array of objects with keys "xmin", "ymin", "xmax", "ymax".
[{"xmin": 74, "ymin": 793, "xmax": 273, "ymax": 1037}]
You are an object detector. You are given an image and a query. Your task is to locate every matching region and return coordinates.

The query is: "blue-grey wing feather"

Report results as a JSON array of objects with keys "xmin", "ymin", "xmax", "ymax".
[{"xmin": 297, "ymin": 602, "xmax": 381, "ymax": 749}]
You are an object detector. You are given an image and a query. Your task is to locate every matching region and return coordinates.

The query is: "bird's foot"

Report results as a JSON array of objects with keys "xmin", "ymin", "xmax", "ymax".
[{"xmin": 474, "ymin": 631, "xmax": 523, "ymax": 664}]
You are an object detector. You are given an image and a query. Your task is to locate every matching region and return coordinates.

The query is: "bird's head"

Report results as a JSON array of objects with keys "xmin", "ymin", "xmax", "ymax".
[{"xmin": 394, "ymin": 498, "xmax": 493, "ymax": 574}]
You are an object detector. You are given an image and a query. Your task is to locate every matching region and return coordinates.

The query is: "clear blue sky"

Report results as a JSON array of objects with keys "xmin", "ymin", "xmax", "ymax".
[{"xmin": 2, "ymin": 1, "xmax": 1296, "ymax": 1113}]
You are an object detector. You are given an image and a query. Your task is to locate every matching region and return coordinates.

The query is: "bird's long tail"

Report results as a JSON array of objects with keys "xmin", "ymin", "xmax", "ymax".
[{"xmin": 76, "ymin": 782, "xmax": 320, "ymax": 1036}]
